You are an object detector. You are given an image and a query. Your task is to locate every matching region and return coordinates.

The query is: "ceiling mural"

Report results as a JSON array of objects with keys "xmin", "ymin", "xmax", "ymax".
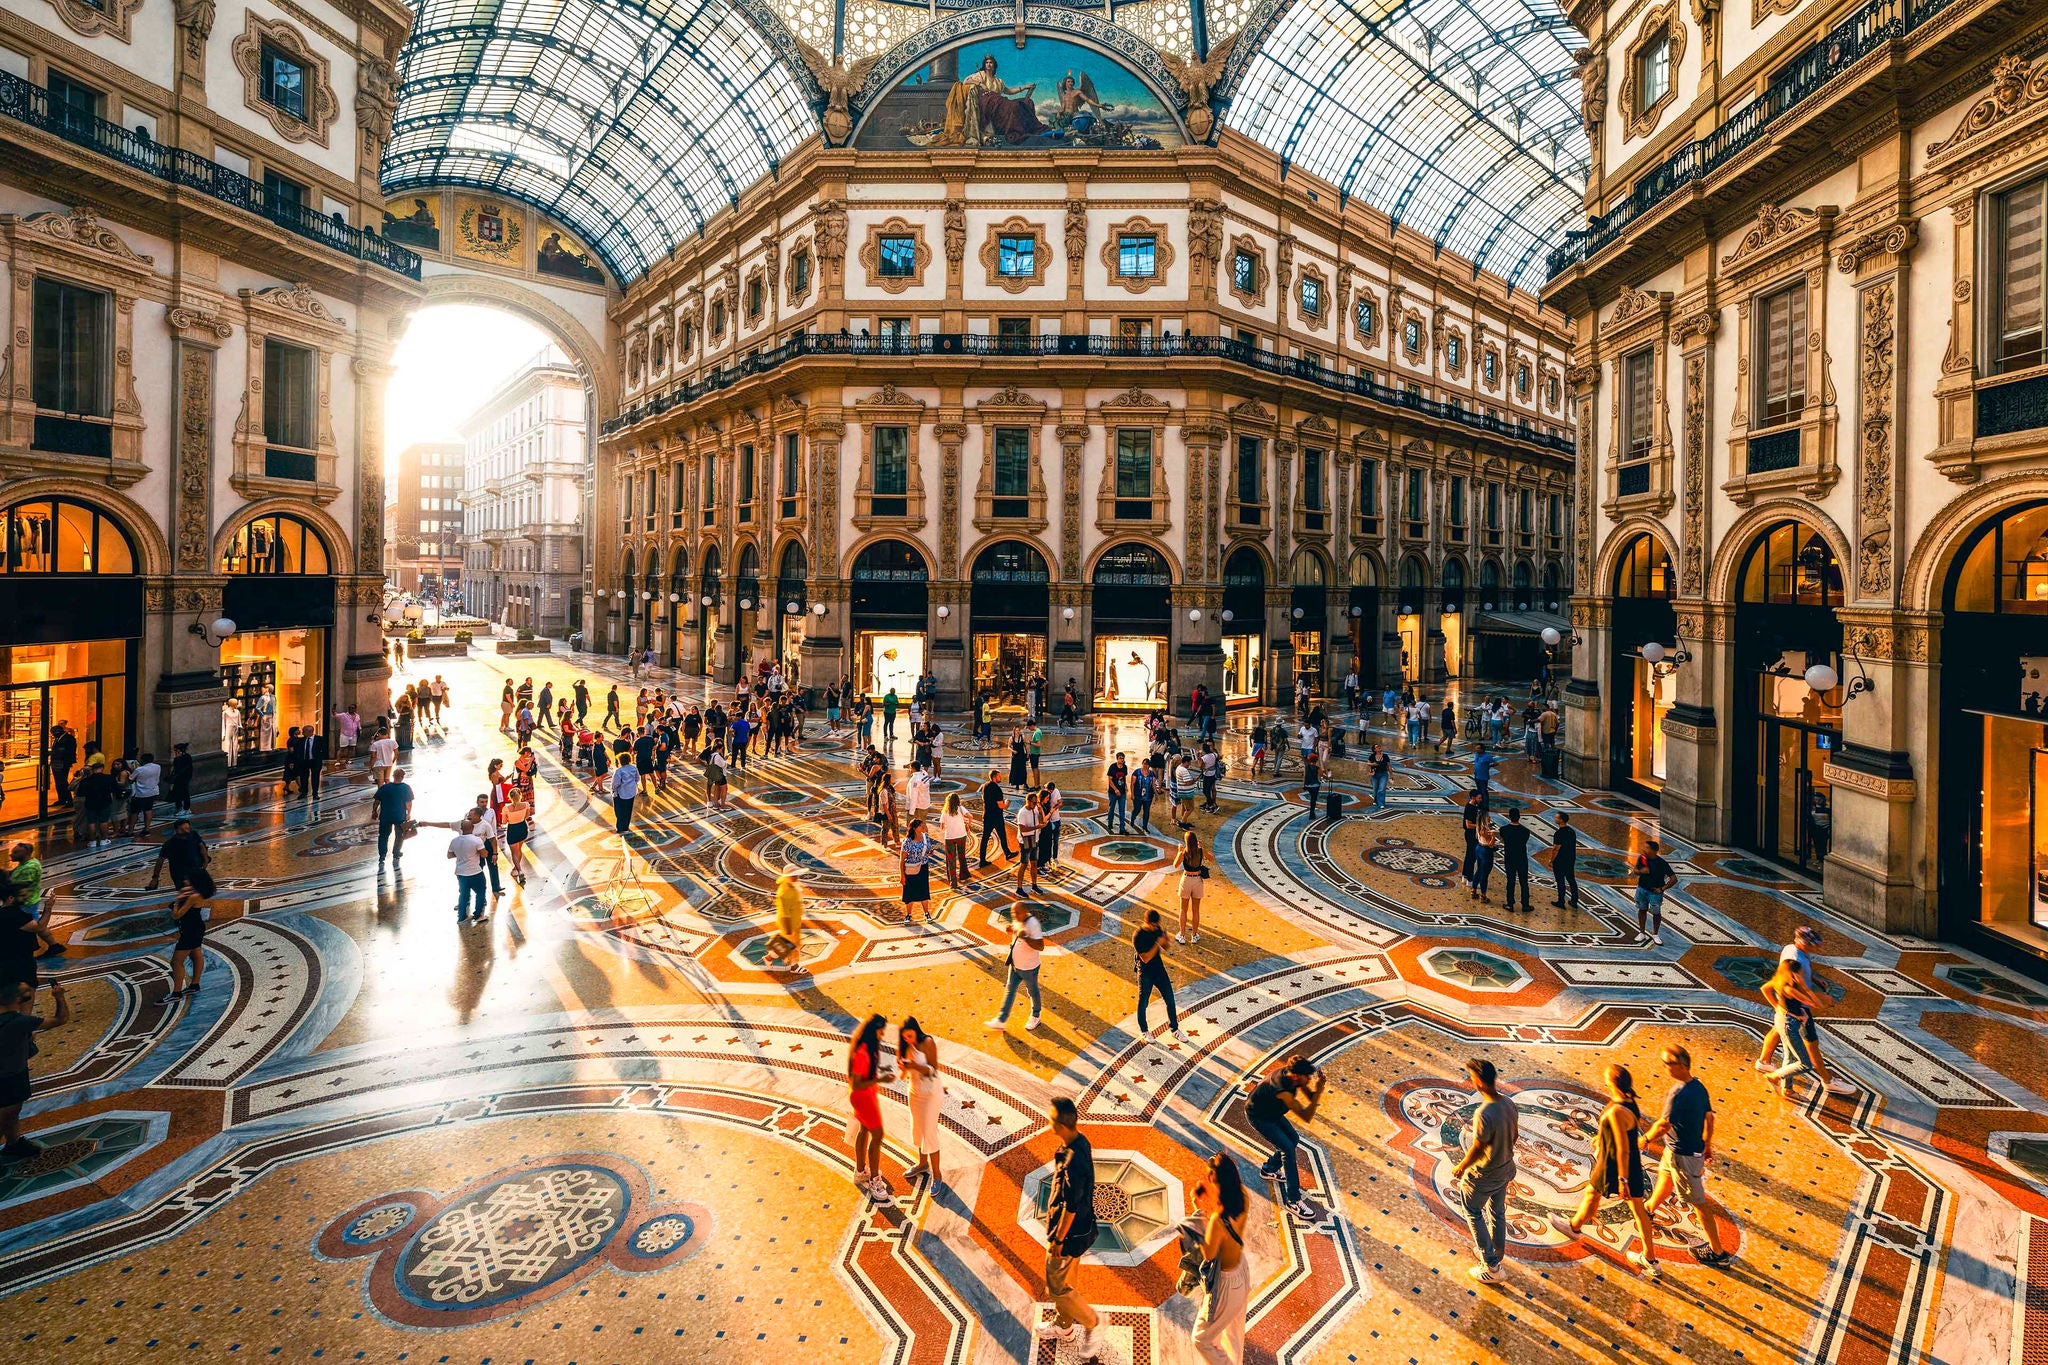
[{"xmin": 851, "ymin": 36, "xmax": 1184, "ymax": 151}]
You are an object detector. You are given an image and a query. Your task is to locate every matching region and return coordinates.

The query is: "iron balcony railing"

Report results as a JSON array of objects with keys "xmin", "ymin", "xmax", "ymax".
[
  {"xmin": 1547, "ymin": 0, "xmax": 1960, "ymax": 280},
  {"xmin": 605, "ymin": 331, "xmax": 1574, "ymax": 454},
  {"xmin": 0, "ymin": 70, "xmax": 421, "ymax": 281}
]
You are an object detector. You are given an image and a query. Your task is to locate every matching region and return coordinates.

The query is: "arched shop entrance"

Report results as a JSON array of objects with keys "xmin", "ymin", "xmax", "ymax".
[
  {"xmin": 1441, "ymin": 559, "xmax": 1468, "ymax": 677},
  {"xmin": 1609, "ymin": 535, "xmax": 1677, "ymax": 800},
  {"xmin": 1289, "ymin": 548, "xmax": 1329, "ymax": 696},
  {"xmin": 697, "ymin": 547, "xmax": 721, "ymax": 678},
  {"xmin": 1397, "ymin": 556, "xmax": 1431, "ymax": 683},
  {"xmin": 1220, "ymin": 546, "xmax": 1266, "ymax": 705},
  {"xmin": 776, "ymin": 543, "xmax": 808, "ymax": 676},
  {"xmin": 615, "ymin": 555, "xmax": 635, "ymax": 655},
  {"xmin": 1346, "ymin": 551, "xmax": 1379, "ymax": 691},
  {"xmin": 850, "ymin": 539, "xmax": 929, "ymax": 698},
  {"xmin": 220, "ymin": 512, "xmax": 336, "ymax": 771},
  {"xmin": 971, "ymin": 541, "xmax": 1050, "ymax": 708},
  {"xmin": 1937, "ymin": 500, "xmax": 2048, "ymax": 963},
  {"xmin": 640, "ymin": 548, "xmax": 660, "ymax": 661},
  {"xmin": 1731, "ymin": 521, "xmax": 1844, "ymax": 872},
  {"xmin": 666, "ymin": 550, "xmax": 689, "ymax": 669},
  {"xmin": 0, "ymin": 497, "xmax": 142, "ymax": 826},
  {"xmin": 734, "ymin": 544, "xmax": 763, "ymax": 684},
  {"xmin": 1093, "ymin": 543, "xmax": 1172, "ymax": 710},
  {"xmin": 1512, "ymin": 561, "xmax": 1534, "ymax": 611}
]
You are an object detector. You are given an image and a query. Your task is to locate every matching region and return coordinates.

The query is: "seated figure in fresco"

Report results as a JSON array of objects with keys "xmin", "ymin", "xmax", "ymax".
[{"xmin": 941, "ymin": 56, "xmax": 1046, "ymax": 145}]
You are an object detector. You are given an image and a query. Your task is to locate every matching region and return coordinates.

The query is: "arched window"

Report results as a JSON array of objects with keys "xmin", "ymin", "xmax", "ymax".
[
  {"xmin": 1946, "ymin": 501, "xmax": 2048, "ymax": 614},
  {"xmin": 1291, "ymin": 548, "xmax": 1327, "ymax": 586},
  {"xmin": 1398, "ymin": 555, "xmax": 1429, "ymax": 590},
  {"xmin": 974, "ymin": 541, "xmax": 1051, "ymax": 582},
  {"xmin": 669, "ymin": 549, "xmax": 690, "ymax": 603},
  {"xmin": 777, "ymin": 541, "xmax": 809, "ymax": 612},
  {"xmin": 736, "ymin": 543, "xmax": 762, "ymax": 606},
  {"xmin": 1093, "ymin": 543, "xmax": 1170, "ymax": 585},
  {"xmin": 220, "ymin": 513, "xmax": 329, "ymax": 575},
  {"xmin": 851, "ymin": 539, "xmax": 928, "ymax": 581},
  {"xmin": 700, "ymin": 545, "xmax": 722, "ymax": 596},
  {"xmin": 1738, "ymin": 521, "xmax": 1841, "ymax": 607},
  {"xmin": 1613, "ymin": 534, "xmax": 1673, "ymax": 600},
  {"xmin": 1348, "ymin": 551, "xmax": 1380, "ymax": 587},
  {"xmin": 1542, "ymin": 561, "xmax": 1563, "ymax": 607},
  {"xmin": 0, "ymin": 498, "xmax": 135, "ymax": 574}
]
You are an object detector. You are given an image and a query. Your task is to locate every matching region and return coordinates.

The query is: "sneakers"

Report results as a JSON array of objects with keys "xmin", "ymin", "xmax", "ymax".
[
  {"xmin": 1467, "ymin": 1263, "xmax": 1505, "ymax": 1284},
  {"xmin": 1173, "ymin": 933, "xmax": 1187, "ymax": 945},
  {"xmin": 1696, "ymin": 1249, "xmax": 1733, "ymax": 1266},
  {"xmin": 1259, "ymin": 1156, "xmax": 1284, "ymax": 1178},
  {"xmin": 1024, "ymin": 1015, "xmax": 1041, "ymax": 1031},
  {"xmin": 1826, "ymin": 1077, "xmax": 1860, "ymax": 1095},
  {"xmin": 867, "ymin": 1176, "xmax": 894, "ymax": 1204},
  {"xmin": 1286, "ymin": 1197, "xmax": 1318, "ymax": 1220},
  {"xmin": 984, "ymin": 1018, "xmax": 1008, "ymax": 1031},
  {"xmin": 1548, "ymin": 1211, "xmax": 1580, "ymax": 1241},
  {"xmin": 1172, "ymin": 1029, "xmax": 1190, "ymax": 1044},
  {"xmin": 1626, "ymin": 1251, "xmax": 1662, "ymax": 1280},
  {"xmin": 1034, "ymin": 1321, "xmax": 1076, "ymax": 1342}
]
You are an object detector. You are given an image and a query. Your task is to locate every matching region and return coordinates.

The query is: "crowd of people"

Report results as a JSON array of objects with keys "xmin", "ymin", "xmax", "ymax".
[{"xmin": 0, "ymin": 644, "xmax": 1871, "ymax": 1361}]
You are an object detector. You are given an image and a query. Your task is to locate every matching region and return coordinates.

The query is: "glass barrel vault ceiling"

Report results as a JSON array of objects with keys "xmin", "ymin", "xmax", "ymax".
[{"xmin": 383, "ymin": 0, "xmax": 1588, "ymax": 292}]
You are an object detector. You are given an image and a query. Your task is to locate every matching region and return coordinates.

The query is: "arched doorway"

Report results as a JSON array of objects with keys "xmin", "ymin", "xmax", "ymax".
[
  {"xmin": 1731, "ymin": 520, "xmax": 1843, "ymax": 871},
  {"xmin": 850, "ymin": 540, "xmax": 929, "ymax": 698},
  {"xmin": 615, "ymin": 554, "xmax": 635, "ymax": 655},
  {"xmin": 1289, "ymin": 548, "xmax": 1329, "ymax": 695},
  {"xmin": 775, "ymin": 542, "xmax": 809, "ymax": 675},
  {"xmin": 1221, "ymin": 546, "xmax": 1267, "ymax": 703},
  {"xmin": 971, "ymin": 541, "xmax": 1050, "ymax": 708},
  {"xmin": 666, "ymin": 549, "xmax": 689, "ymax": 669},
  {"xmin": 1442, "ymin": 558, "xmax": 1469, "ymax": 678},
  {"xmin": 1346, "ymin": 551, "xmax": 1380, "ymax": 692},
  {"xmin": 1609, "ymin": 534, "xmax": 1677, "ymax": 799},
  {"xmin": 1936, "ymin": 501, "xmax": 2048, "ymax": 958},
  {"xmin": 220, "ymin": 511, "xmax": 337, "ymax": 769},
  {"xmin": 697, "ymin": 546, "xmax": 722, "ymax": 678},
  {"xmin": 0, "ymin": 496, "xmax": 142, "ymax": 824},
  {"xmin": 1512, "ymin": 560, "xmax": 1534, "ymax": 611},
  {"xmin": 1092, "ymin": 543, "xmax": 1172, "ymax": 709},
  {"xmin": 734, "ymin": 544, "xmax": 763, "ymax": 683},
  {"xmin": 1396, "ymin": 555, "xmax": 1431, "ymax": 683}
]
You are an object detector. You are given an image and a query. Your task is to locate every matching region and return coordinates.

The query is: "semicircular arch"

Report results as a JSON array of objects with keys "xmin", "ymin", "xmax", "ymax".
[
  {"xmin": 1708, "ymin": 501, "xmax": 1853, "ymax": 604},
  {"xmin": 0, "ymin": 477, "xmax": 170, "ymax": 578},
  {"xmin": 1593, "ymin": 518, "xmax": 1681, "ymax": 599},
  {"xmin": 417, "ymin": 273, "xmax": 614, "ymax": 420},
  {"xmin": 212, "ymin": 499, "xmax": 352, "ymax": 576}
]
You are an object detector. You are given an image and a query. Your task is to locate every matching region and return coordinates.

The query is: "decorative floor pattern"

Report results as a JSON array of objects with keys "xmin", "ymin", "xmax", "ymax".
[{"xmin": 0, "ymin": 655, "xmax": 2039, "ymax": 1363}]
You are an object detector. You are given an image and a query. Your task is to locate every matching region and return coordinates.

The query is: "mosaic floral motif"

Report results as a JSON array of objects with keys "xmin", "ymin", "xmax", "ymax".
[
  {"xmin": 1943, "ymin": 964, "xmax": 2048, "ymax": 1010},
  {"xmin": 1571, "ymin": 852, "xmax": 1632, "ymax": 880},
  {"xmin": 1365, "ymin": 838, "xmax": 1460, "ymax": 880},
  {"xmin": 1421, "ymin": 947, "xmax": 1529, "ymax": 991},
  {"xmin": 1715, "ymin": 955, "xmax": 1843, "ymax": 1001},
  {"xmin": 1384, "ymin": 1079, "xmax": 1729, "ymax": 1259},
  {"xmin": 316, "ymin": 1155, "xmax": 709, "ymax": 1328}
]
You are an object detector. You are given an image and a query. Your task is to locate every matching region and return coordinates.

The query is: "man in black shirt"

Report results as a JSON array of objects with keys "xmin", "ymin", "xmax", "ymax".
[
  {"xmin": 1038, "ymin": 1097, "xmax": 1102, "ymax": 1356},
  {"xmin": 978, "ymin": 772, "xmax": 1011, "ymax": 866},
  {"xmin": 1459, "ymin": 791, "xmax": 1485, "ymax": 890},
  {"xmin": 145, "ymin": 819, "xmax": 214, "ymax": 897},
  {"xmin": 47, "ymin": 722, "xmax": 77, "ymax": 807},
  {"xmin": 1105, "ymin": 753, "xmax": 1129, "ymax": 834},
  {"xmin": 168, "ymin": 742, "xmax": 194, "ymax": 816},
  {"xmin": 1249, "ymin": 1055, "xmax": 1325, "ymax": 1218},
  {"xmin": 1552, "ymin": 811, "xmax": 1581, "ymax": 908},
  {"xmin": 0, "ymin": 975, "xmax": 71, "ymax": 1160},
  {"xmin": 1498, "ymin": 808, "xmax": 1533, "ymax": 912},
  {"xmin": 302, "ymin": 728, "xmax": 328, "ymax": 799},
  {"xmin": 1635, "ymin": 837, "xmax": 1676, "ymax": 944}
]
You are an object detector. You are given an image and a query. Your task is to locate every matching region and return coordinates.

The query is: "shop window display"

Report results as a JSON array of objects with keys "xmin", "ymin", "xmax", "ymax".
[
  {"xmin": 860, "ymin": 631, "xmax": 925, "ymax": 700},
  {"xmin": 1221, "ymin": 633, "xmax": 1263, "ymax": 702},
  {"xmin": 1095, "ymin": 635, "xmax": 1165, "ymax": 709}
]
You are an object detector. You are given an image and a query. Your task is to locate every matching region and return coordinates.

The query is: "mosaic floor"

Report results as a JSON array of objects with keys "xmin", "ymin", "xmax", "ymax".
[{"xmin": 4, "ymin": 653, "xmax": 2044, "ymax": 1364}]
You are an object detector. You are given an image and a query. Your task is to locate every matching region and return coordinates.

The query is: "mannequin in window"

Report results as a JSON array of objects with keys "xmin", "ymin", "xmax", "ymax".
[
  {"xmin": 221, "ymin": 698, "xmax": 243, "ymax": 767},
  {"xmin": 256, "ymin": 685, "xmax": 278, "ymax": 751}
]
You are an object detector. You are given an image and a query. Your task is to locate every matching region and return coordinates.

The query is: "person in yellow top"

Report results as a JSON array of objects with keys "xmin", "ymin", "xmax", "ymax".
[{"xmin": 763, "ymin": 871, "xmax": 805, "ymax": 972}]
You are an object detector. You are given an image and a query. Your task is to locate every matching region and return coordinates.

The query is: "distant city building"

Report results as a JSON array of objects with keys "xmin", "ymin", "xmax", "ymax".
[
  {"xmin": 459, "ymin": 347, "xmax": 589, "ymax": 636},
  {"xmin": 386, "ymin": 442, "xmax": 466, "ymax": 598}
]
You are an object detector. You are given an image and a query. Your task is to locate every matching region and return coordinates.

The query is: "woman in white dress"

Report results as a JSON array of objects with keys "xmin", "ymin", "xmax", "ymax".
[{"xmin": 898, "ymin": 1017, "xmax": 945, "ymax": 1189}]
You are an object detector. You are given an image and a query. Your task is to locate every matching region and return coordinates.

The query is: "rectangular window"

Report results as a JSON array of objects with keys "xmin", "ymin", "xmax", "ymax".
[
  {"xmin": 1485, "ymin": 482, "xmax": 1503, "ymax": 532},
  {"xmin": 1235, "ymin": 435, "xmax": 1261, "ymax": 521},
  {"xmin": 791, "ymin": 251, "xmax": 811, "ymax": 296},
  {"xmin": 263, "ymin": 169, "xmax": 306, "ymax": 219},
  {"xmin": 260, "ymin": 45, "xmax": 308, "ymax": 120},
  {"xmin": 1302, "ymin": 447, "xmax": 1325, "ymax": 516},
  {"xmin": 1548, "ymin": 492, "xmax": 1563, "ymax": 537},
  {"xmin": 1300, "ymin": 277, "xmax": 1322, "ymax": 315},
  {"xmin": 1448, "ymin": 475, "xmax": 1466, "ymax": 529},
  {"xmin": 737, "ymin": 443, "xmax": 755, "ymax": 522},
  {"xmin": 673, "ymin": 460, "xmax": 686, "ymax": 524},
  {"xmin": 781, "ymin": 433, "xmax": 801, "ymax": 501},
  {"xmin": 1233, "ymin": 251, "xmax": 1257, "ymax": 294},
  {"xmin": 746, "ymin": 279, "xmax": 764, "ymax": 320},
  {"xmin": 1117, "ymin": 235, "xmax": 1156, "ymax": 279},
  {"xmin": 1358, "ymin": 458, "xmax": 1380, "ymax": 524},
  {"xmin": 1115, "ymin": 429, "xmax": 1153, "ymax": 518},
  {"xmin": 998, "ymin": 235, "xmax": 1036, "ymax": 277},
  {"xmin": 1755, "ymin": 284, "xmax": 1808, "ymax": 427},
  {"xmin": 1637, "ymin": 34, "xmax": 1671, "ymax": 112},
  {"xmin": 997, "ymin": 316, "xmax": 1032, "ymax": 354},
  {"xmin": 1406, "ymin": 468, "xmax": 1425, "ymax": 524},
  {"xmin": 992, "ymin": 426, "xmax": 1030, "ymax": 517},
  {"xmin": 1997, "ymin": 181, "xmax": 2047, "ymax": 372},
  {"xmin": 872, "ymin": 426, "xmax": 909, "ymax": 497},
  {"xmin": 30, "ymin": 277, "xmax": 109, "ymax": 416},
  {"xmin": 879, "ymin": 317, "xmax": 911, "ymax": 349},
  {"xmin": 1623, "ymin": 347, "xmax": 1656, "ymax": 461},
  {"xmin": 1518, "ymin": 488, "xmax": 1533, "ymax": 536},
  {"xmin": 262, "ymin": 340, "xmax": 316, "ymax": 449},
  {"xmin": 702, "ymin": 453, "xmax": 717, "ymax": 524},
  {"xmin": 878, "ymin": 236, "xmax": 917, "ymax": 277},
  {"xmin": 46, "ymin": 70, "xmax": 102, "ymax": 137}
]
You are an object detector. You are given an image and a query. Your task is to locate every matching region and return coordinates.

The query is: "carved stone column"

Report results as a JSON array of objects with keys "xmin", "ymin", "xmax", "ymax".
[
  {"xmin": 1561, "ymin": 598, "xmax": 1611, "ymax": 788},
  {"xmin": 1658, "ymin": 600, "xmax": 1731, "ymax": 844},
  {"xmin": 931, "ymin": 580, "xmax": 968, "ymax": 709},
  {"xmin": 1674, "ymin": 312, "xmax": 1715, "ymax": 597},
  {"xmin": 1265, "ymin": 584, "xmax": 1293, "ymax": 703},
  {"xmin": 809, "ymin": 417, "xmax": 844, "ymax": 577},
  {"xmin": 155, "ymin": 310, "xmax": 235, "ymax": 789},
  {"xmin": 348, "ymin": 354, "xmax": 395, "ymax": 702},
  {"xmin": 1171, "ymin": 585, "xmax": 1223, "ymax": 717},
  {"xmin": 935, "ymin": 417, "xmax": 964, "ymax": 579},
  {"xmin": 1182, "ymin": 422, "xmax": 1221, "ymax": 593},
  {"xmin": 1057, "ymin": 419, "xmax": 1087, "ymax": 581}
]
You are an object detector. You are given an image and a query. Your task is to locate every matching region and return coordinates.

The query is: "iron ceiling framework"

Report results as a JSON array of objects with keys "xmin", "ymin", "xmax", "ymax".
[{"xmin": 384, "ymin": 0, "xmax": 1588, "ymax": 291}]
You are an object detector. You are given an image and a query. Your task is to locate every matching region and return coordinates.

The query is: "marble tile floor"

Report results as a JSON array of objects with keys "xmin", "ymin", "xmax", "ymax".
[{"xmin": 2, "ymin": 653, "xmax": 2044, "ymax": 1364}]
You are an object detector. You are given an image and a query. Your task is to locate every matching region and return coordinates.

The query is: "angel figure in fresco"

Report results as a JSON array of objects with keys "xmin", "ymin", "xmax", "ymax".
[
  {"xmin": 794, "ymin": 38, "xmax": 883, "ymax": 144},
  {"xmin": 1056, "ymin": 71, "xmax": 1104, "ymax": 119},
  {"xmin": 940, "ymin": 55, "xmax": 1045, "ymax": 146}
]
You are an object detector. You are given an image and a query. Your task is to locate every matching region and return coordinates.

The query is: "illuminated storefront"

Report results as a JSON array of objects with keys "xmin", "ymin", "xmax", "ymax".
[
  {"xmin": 1220, "ymin": 545, "xmax": 1267, "ymax": 705},
  {"xmin": 0, "ymin": 498, "xmax": 141, "ymax": 825},
  {"xmin": 971, "ymin": 542, "xmax": 1050, "ymax": 707},
  {"xmin": 1221, "ymin": 634, "xmax": 1263, "ymax": 703},
  {"xmin": 1608, "ymin": 535, "xmax": 1677, "ymax": 799},
  {"xmin": 1093, "ymin": 544, "xmax": 1173, "ymax": 710},
  {"xmin": 219, "ymin": 513, "xmax": 336, "ymax": 769},
  {"xmin": 850, "ymin": 539, "xmax": 929, "ymax": 699}
]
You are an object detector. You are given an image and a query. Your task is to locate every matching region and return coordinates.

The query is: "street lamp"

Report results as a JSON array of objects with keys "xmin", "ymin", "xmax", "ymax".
[{"xmin": 189, "ymin": 616, "xmax": 238, "ymax": 647}]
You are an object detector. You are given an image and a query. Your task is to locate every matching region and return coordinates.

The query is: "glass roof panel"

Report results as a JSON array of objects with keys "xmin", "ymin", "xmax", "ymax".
[{"xmin": 1224, "ymin": 0, "xmax": 1587, "ymax": 291}]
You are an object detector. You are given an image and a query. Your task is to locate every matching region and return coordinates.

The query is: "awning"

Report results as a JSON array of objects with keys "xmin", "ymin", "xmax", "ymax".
[{"xmin": 1473, "ymin": 609, "xmax": 1571, "ymax": 639}]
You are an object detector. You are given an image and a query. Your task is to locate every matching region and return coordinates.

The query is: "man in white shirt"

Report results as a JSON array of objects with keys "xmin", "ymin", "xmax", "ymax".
[
  {"xmin": 985, "ymin": 903, "xmax": 1045, "ymax": 1031},
  {"xmin": 447, "ymin": 818, "xmax": 487, "ymax": 923},
  {"xmin": 369, "ymin": 728, "xmax": 398, "ymax": 785},
  {"xmin": 611, "ymin": 751, "xmax": 641, "ymax": 835},
  {"xmin": 1769, "ymin": 927, "xmax": 1858, "ymax": 1096},
  {"xmin": 468, "ymin": 795, "xmax": 503, "ymax": 898},
  {"xmin": 906, "ymin": 763, "xmax": 932, "ymax": 820},
  {"xmin": 128, "ymin": 753, "xmax": 162, "ymax": 836}
]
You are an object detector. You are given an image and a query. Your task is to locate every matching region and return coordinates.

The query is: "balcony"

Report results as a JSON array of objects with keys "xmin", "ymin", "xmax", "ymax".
[
  {"xmin": 1977, "ymin": 370, "xmax": 2048, "ymax": 439},
  {"xmin": 603, "ymin": 332, "xmax": 1576, "ymax": 457},
  {"xmin": 0, "ymin": 70, "xmax": 419, "ymax": 281},
  {"xmin": 1746, "ymin": 428, "xmax": 1802, "ymax": 474},
  {"xmin": 1546, "ymin": 0, "xmax": 1977, "ymax": 285}
]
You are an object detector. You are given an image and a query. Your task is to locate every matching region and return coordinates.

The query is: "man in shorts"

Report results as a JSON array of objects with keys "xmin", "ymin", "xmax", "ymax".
[
  {"xmin": 1769, "ymin": 926, "xmax": 1857, "ymax": 1095},
  {"xmin": 164, "ymin": 880, "xmax": 213, "ymax": 1002},
  {"xmin": 1038, "ymin": 1097, "xmax": 1103, "ymax": 1357},
  {"xmin": 1634, "ymin": 839, "xmax": 1676, "ymax": 945},
  {"xmin": 1642, "ymin": 1042, "xmax": 1734, "ymax": 1265},
  {"xmin": 0, "ymin": 975, "xmax": 71, "ymax": 1159}
]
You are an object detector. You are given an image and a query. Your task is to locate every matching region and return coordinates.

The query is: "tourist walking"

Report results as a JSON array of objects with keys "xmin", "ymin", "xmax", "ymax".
[
  {"xmin": 1551, "ymin": 1064, "xmax": 1661, "ymax": 1279},
  {"xmin": 1106, "ymin": 751, "xmax": 1130, "ymax": 834},
  {"xmin": 500, "ymin": 785, "xmax": 531, "ymax": 887},
  {"xmin": 1641, "ymin": 1043, "xmax": 1734, "ymax": 1264},
  {"xmin": 1552, "ymin": 810, "xmax": 1581, "ymax": 908},
  {"xmin": 1758, "ymin": 957, "xmax": 1828, "ymax": 1095},
  {"xmin": 978, "ymin": 771, "xmax": 1011, "ymax": 866},
  {"xmin": 900, "ymin": 818, "xmax": 936, "ymax": 928},
  {"xmin": 1469, "ymin": 815, "xmax": 1498, "ymax": 903},
  {"xmin": 762, "ymin": 871, "xmax": 806, "ymax": 971},
  {"xmin": 1758, "ymin": 926, "xmax": 1856, "ymax": 1095},
  {"xmin": 1174, "ymin": 831, "xmax": 1207, "ymax": 943},
  {"xmin": 985, "ymin": 902, "xmax": 1043, "ymax": 1032},
  {"xmin": 0, "ymin": 978, "xmax": 71, "ymax": 1161},
  {"xmin": 611, "ymin": 746, "xmax": 640, "ymax": 836},
  {"xmin": 163, "ymin": 881, "xmax": 212, "ymax": 1001},
  {"xmin": 1014, "ymin": 790, "xmax": 1043, "ymax": 893},
  {"xmin": 899, "ymin": 1017, "xmax": 945, "ymax": 1189},
  {"xmin": 372, "ymin": 767, "xmax": 413, "ymax": 864},
  {"xmin": 1039, "ymin": 781, "xmax": 1064, "ymax": 873},
  {"xmin": 1369, "ymin": 742, "xmax": 1391, "ymax": 809},
  {"xmin": 1131, "ymin": 761, "xmax": 1156, "ymax": 833},
  {"xmin": 1037, "ymin": 1097, "xmax": 1104, "ymax": 1356},
  {"xmin": 448, "ymin": 817, "xmax": 488, "ymax": 923},
  {"xmin": 847, "ymin": 1013, "xmax": 892, "ymax": 1202},
  {"xmin": 1190, "ymin": 1152, "xmax": 1250, "ymax": 1365},
  {"xmin": 1249, "ymin": 1056, "xmax": 1325, "ymax": 1219},
  {"xmin": 1133, "ymin": 908, "xmax": 1186, "ymax": 1041},
  {"xmin": 1451, "ymin": 1058, "xmax": 1519, "ymax": 1284},
  {"xmin": 1459, "ymin": 790, "xmax": 1484, "ymax": 889},
  {"xmin": 1633, "ymin": 838, "xmax": 1675, "ymax": 944},
  {"xmin": 939, "ymin": 793, "xmax": 971, "ymax": 888}
]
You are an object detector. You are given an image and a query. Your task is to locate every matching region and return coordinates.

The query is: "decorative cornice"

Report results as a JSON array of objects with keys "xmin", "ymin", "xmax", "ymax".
[
  {"xmin": 1720, "ymin": 203, "xmax": 1829, "ymax": 267},
  {"xmin": 1928, "ymin": 54, "xmax": 2048, "ymax": 163},
  {"xmin": 17, "ymin": 206, "xmax": 154, "ymax": 265}
]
